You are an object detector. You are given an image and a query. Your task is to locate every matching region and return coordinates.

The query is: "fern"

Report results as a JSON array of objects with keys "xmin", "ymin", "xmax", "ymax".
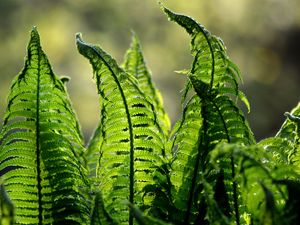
[
  {"xmin": 256, "ymin": 103, "xmax": 300, "ymax": 224},
  {"xmin": 209, "ymin": 135, "xmax": 300, "ymax": 225},
  {"xmin": 277, "ymin": 103, "xmax": 300, "ymax": 172},
  {"xmin": 0, "ymin": 4, "xmax": 299, "ymax": 225},
  {"xmin": 163, "ymin": 7, "xmax": 255, "ymax": 225},
  {"xmin": 212, "ymin": 100, "xmax": 300, "ymax": 224},
  {"xmin": 0, "ymin": 28, "xmax": 90, "ymax": 224},
  {"xmin": 76, "ymin": 33, "xmax": 167, "ymax": 225}
]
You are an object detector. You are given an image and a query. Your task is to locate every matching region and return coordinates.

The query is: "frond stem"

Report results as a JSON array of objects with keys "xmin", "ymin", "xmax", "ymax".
[{"xmin": 35, "ymin": 43, "xmax": 43, "ymax": 225}]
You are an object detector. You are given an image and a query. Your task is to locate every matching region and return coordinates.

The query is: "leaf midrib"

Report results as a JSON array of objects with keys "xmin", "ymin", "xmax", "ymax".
[{"xmin": 34, "ymin": 38, "xmax": 43, "ymax": 225}]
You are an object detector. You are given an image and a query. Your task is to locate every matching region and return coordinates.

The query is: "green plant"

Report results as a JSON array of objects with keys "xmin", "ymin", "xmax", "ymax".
[{"xmin": 1, "ymin": 6, "xmax": 300, "ymax": 225}]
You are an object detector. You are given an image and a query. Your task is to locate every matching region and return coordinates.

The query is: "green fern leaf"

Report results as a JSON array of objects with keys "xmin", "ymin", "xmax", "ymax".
[
  {"xmin": 0, "ymin": 28, "xmax": 90, "ymax": 224},
  {"xmin": 163, "ymin": 6, "xmax": 255, "ymax": 149},
  {"xmin": 277, "ymin": 102, "xmax": 300, "ymax": 138},
  {"xmin": 163, "ymin": 6, "xmax": 249, "ymax": 112},
  {"xmin": 257, "ymin": 103, "xmax": 300, "ymax": 180},
  {"xmin": 122, "ymin": 33, "xmax": 170, "ymax": 140},
  {"xmin": 257, "ymin": 103, "xmax": 300, "ymax": 184},
  {"xmin": 210, "ymin": 142, "xmax": 300, "ymax": 225},
  {"xmin": 76, "ymin": 34, "xmax": 166, "ymax": 225},
  {"xmin": 163, "ymin": 7, "xmax": 255, "ymax": 224},
  {"xmin": 276, "ymin": 103, "xmax": 300, "ymax": 173}
]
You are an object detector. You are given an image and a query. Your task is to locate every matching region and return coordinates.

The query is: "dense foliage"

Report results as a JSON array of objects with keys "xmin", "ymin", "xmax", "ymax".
[{"xmin": 1, "ymin": 6, "xmax": 299, "ymax": 225}]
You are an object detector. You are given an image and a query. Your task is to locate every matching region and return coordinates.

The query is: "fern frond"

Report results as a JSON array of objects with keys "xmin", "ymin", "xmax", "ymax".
[
  {"xmin": 276, "ymin": 102, "xmax": 300, "ymax": 173},
  {"xmin": 163, "ymin": 6, "xmax": 255, "ymax": 148},
  {"xmin": 163, "ymin": 7, "xmax": 255, "ymax": 224},
  {"xmin": 210, "ymin": 142, "xmax": 300, "ymax": 225},
  {"xmin": 123, "ymin": 33, "xmax": 170, "ymax": 140},
  {"xmin": 76, "ymin": 34, "xmax": 167, "ymax": 225},
  {"xmin": 0, "ymin": 28, "xmax": 90, "ymax": 224},
  {"xmin": 163, "ymin": 6, "xmax": 249, "ymax": 112}
]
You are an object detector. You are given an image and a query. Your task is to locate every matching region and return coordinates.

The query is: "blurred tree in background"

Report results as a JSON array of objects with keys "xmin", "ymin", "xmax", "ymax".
[{"xmin": 0, "ymin": 0, "xmax": 299, "ymax": 141}]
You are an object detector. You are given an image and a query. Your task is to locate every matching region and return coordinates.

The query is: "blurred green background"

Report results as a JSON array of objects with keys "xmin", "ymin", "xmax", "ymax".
[{"xmin": 0, "ymin": 0, "xmax": 299, "ymax": 142}]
